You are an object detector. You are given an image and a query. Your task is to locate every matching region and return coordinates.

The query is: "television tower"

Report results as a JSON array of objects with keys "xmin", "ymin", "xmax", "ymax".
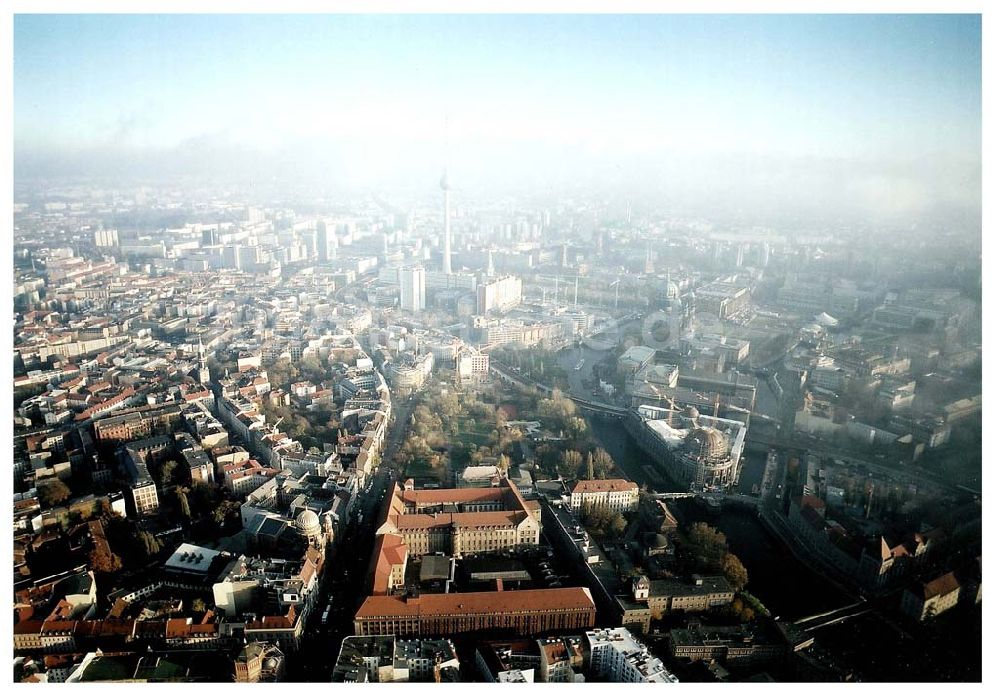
[
  {"xmin": 197, "ymin": 336, "xmax": 210, "ymax": 384},
  {"xmin": 440, "ymin": 170, "xmax": 452, "ymax": 275}
]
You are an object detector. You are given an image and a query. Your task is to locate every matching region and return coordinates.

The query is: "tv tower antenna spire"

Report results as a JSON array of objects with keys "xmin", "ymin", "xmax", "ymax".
[{"xmin": 440, "ymin": 116, "xmax": 453, "ymax": 275}]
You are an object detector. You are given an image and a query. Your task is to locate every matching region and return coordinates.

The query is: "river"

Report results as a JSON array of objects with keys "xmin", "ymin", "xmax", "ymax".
[
  {"xmin": 710, "ymin": 507, "xmax": 852, "ymax": 618},
  {"xmin": 586, "ymin": 413, "xmax": 852, "ymax": 618},
  {"xmin": 576, "ymin": 370, "xmax": 976, "ymax": 679}
]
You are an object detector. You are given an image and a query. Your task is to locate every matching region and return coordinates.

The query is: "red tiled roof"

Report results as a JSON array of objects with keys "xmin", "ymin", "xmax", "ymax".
[
  {"xmin": 355, "ymin": 587, "xmax": 595, "ymax": 620},
  {"xmin": 571, "ymin": 479, "xmax": 638, "ymax": 494},
  {"xmin": 46, "ymin": 599, "xmax": 76, "ymax": 622},
  {"xmin": 108, "ymin": 598, "xmax": 129, "ymax": 619},
  {"xmin": 400, "ymin": 487, "xmax": 505, "ymax": 505},
  {"xmin": 381, "ymin": 540, "xmax": 407, "ymax": 566},
  {"xmin": 40, "ymin": 620, "xmax": 77, "ymax": 634},
  {"xmin": 94, "ymin": 618, "xmax": 136, "ymax": 637},
  {"xmin": 370, "ymin": 533, "xmax": 408, "ymax": 595},
  {"xmin": 299, "ymin": 550, "xmax": 321, "ymax": 587},
  {"xmin": 394, "ymin": 511, "xmax": 522, "ymax": 530},
  {"xmin": 541, "ymin": 639, "xmax": 569, "ymax": 663},
  {"xmin": 922, "ymin": 572, "xmax": 961, "ymax": 600},
  {"xmin": 246, "ymin": 606, "xmax": 297, "ymax": 630},
  {"xmin": 14, "ymin": 619, "xmax": 44, "ymax": 635},
  {"xmin": 165, "ymin": 618, "xmax": 190, "ymax": 638}
]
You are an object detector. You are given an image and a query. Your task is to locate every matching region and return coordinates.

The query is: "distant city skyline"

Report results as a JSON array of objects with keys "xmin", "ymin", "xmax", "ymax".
[{"xmin": 13, "ymin": 14, "xmax": 982, "ymax": 222}]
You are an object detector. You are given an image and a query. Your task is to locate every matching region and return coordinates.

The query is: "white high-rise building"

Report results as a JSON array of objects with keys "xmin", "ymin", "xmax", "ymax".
[
  {"xmin": 399, "ymin": 265, "xmax": 426, "ymax": 313},
  {"xmin": 476, "ymin": 275, "xmax": 523, "ymax": 314},
  {"xmin": 316, "ymin": 220, "xmax": 330, "ymax": 262}
]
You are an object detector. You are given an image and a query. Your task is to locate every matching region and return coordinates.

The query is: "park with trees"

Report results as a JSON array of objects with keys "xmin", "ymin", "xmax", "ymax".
[{"xmin": 394, "ymin": 367, "xmax": 625, "ymax": 487}]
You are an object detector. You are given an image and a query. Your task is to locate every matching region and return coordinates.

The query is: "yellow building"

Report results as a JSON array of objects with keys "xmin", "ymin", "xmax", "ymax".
[{"xmin": 375, "ymin": 481, "xmax": 540, "ymax": 557}]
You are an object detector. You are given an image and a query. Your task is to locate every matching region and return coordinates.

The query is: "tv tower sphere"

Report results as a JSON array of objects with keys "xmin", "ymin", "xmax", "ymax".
[{"xmin": 440, "ymin": 171, "xmax": 451, "ymax": 191}]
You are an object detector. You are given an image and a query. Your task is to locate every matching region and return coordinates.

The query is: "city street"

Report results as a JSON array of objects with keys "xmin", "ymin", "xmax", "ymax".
[{"xmin": 288, "ymin": 395, "xmax": 415, "ymax": 680}]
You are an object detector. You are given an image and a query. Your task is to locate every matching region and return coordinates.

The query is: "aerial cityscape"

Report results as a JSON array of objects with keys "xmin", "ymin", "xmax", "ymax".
[{"xmin": 9, "ymin": 11, "xmax": 983, "ymax": 685}]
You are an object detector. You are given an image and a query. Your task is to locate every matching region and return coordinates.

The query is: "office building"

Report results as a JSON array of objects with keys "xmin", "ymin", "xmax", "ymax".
[
  {"xmin": 584, "ymin": 627, "xmax": 679, "ymax": 683},
  {"xmin": 457, "ymin": 346, "xmax": 490, "ymax": 385},
  {"xmin": 374, "ymin": 480, "xmax": 540, "ymax": 557},
  {"xmin": 476, "ymin": 275, "xmax": 523, "ymax": 314},
  {"xmin": 694, "ymin": 282, "xmax": 751, "ymax": 320},
  {"xmin": 316, "ymin": 220, "xmax": 330, "ymax": 262},
  {"xmin": 354, "ymin": 587, "xmax": 596, "ymax": 637},
  {"xmin": 399, "ymin": 265, "xmax": 426, "ymax": 313},
  {"xmin": 570, "ymin": 480, "xmax": 640, "ymax": 515}
]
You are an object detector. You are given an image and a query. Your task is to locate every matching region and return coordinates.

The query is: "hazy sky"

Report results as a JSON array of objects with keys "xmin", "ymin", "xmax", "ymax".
[{"xmin": 13, "ymin": 14, "xmax": 982, "ymax": 222}]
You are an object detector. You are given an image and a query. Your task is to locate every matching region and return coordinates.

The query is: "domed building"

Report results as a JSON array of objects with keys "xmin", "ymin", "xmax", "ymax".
[
  {"xmin": 684, "ymin": 427, "xmax": 729, "ymax": 460},
  {"xmin": 294, "ymin": 509, "xmax": 323, "ymax": 546},
  {"xmin": 677, "ymin": 427, "xmax": 736, "ymax": 490},
  {"xmin": 627, "ymin": 403, "xmax": 747, "ymax": 493},
  {"xmin": 680, "ymin": 406, "xmax": 701, "ymax": 428},
  {"xmin": 641, "ymin": 532, "xmax": 671, "ymax": 558}
]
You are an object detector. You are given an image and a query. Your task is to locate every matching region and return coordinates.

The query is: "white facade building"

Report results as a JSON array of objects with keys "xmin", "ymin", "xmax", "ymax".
[
  {"xmin": 584, "ymin": 628, "xmax": 678, "ymax": 683},
  {"xmin": 477, "ymin": 275, "xmax": 523, "ymax": 314},
  {"xmin": 570, "ymin": 479, "xmax": 640, "ymax": 514},
  {"xmin": 399, "ymin": 265, "xmax": 426, "ymax": 313},
  {"xmin": 457, "ymin": 347, "xmax": 490, "ymax": 384}
]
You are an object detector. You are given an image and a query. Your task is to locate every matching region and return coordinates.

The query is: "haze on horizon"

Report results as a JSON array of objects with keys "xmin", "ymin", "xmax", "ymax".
[{"xmin": 13, "ymin": 14, "xmax": 982, "ymax": 226}]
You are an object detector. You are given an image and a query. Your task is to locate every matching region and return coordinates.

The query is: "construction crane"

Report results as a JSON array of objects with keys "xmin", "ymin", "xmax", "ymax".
[
  {"xmin": 644, "ymin": 381, "xmax": 679, "ymax": 415},
  {"xmin": 272, "ymin": 416, "xmax": 284, "ymax": 434},
  {"xmin": 609, "ymin": 277, "xmax": 622, "ymax": 309}
]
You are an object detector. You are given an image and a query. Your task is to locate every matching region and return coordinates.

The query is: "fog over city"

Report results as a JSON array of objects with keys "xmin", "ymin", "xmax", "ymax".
[
  {"xmin": 15, "ymin": 14, "xmax": 981, "ymax": 226},
  {"xmin": 10, "ymin": 10, "xmax": 983, "ymax": 687}
]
